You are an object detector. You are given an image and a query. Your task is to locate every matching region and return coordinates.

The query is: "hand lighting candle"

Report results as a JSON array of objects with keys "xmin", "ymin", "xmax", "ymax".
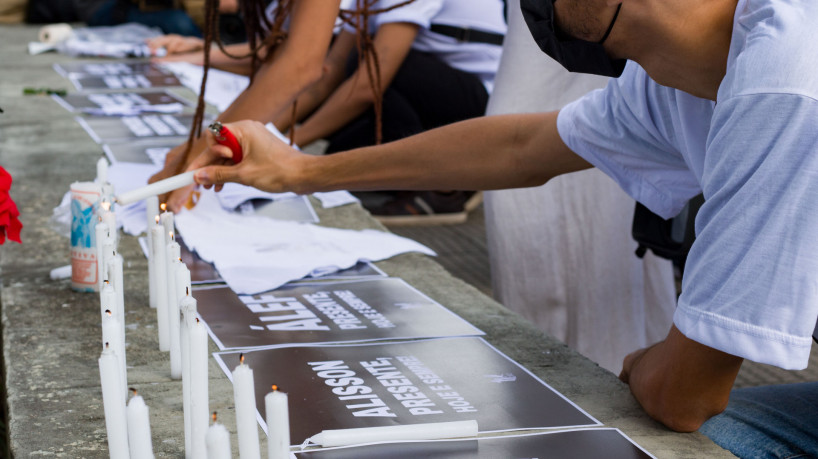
[
  {"xmin": 127, "ymin": 388, "xmax": 154, "ymax": 459},
  {"xmin": 233, "ymin": 354, "xmax": 261, "ymax": 459},
  {"xmin": 265, "ymin": 385, "xmax": 289, "ymax": 459}
]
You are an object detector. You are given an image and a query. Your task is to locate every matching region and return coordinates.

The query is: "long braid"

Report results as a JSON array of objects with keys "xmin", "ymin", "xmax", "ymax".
[
  {"xmin": 176, "ymin": 0, "xmax": 218, "ymax": 175},
  {"xmin": 337, "ymin": 0, "xmax": 416, "ymax": 144},
  {"xmin": 182, "ymin": 0, "xmax": 417, "ymax": 165}
]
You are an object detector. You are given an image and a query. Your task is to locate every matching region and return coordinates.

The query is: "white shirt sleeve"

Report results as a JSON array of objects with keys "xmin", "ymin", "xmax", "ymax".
[{"xmin": 675, "ymin": 92, "xmax": 818, "ymax": 370}]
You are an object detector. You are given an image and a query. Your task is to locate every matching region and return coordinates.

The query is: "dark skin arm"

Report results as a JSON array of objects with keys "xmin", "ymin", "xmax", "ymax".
[{"xmin": 620, "ymin": 325, "xmax": 743, "ymax": 432}]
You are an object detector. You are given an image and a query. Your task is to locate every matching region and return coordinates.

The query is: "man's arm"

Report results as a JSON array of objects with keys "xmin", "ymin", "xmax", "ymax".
[
  {"xmin": 620, "ymin": 325, "xmax": 743, "ymax": 432},
  {"xmin": 190, "ymin": 111, "xmax": 593, "ymax": 194}
]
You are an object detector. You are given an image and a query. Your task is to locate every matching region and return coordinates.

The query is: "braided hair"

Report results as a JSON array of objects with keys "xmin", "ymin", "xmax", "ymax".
[{"xmin": 179, "ymin": 0, "xmax": 416, "ymax": 174}]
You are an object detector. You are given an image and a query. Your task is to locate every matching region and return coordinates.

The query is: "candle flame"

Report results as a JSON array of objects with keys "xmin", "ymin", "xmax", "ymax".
[
  {"xmin": 101, "ymin": 201, "xmax": 111, "ymax": 211},
  {"xmin": 212, "ymin": 412, "xmax": 218, "ymax": 423},
  {"xmin": 129, "ymin": 387, "xmax": 137, "ymax": 397},
  {"xmin": 105, "ymin": 309, "xmax": 112, "ymax": 316},
  {"xmin": 155, "ymin": 215, "xmax": 160, "ymax": 224},
  {"xmin": 104, "ymin": 280, "xmax": 109, "ymax": 285},
  {"xmin": 272, "ymin": 384, "xmax": 278, "ymax": 391},
  {"xmin": 160, "ymin": 203, "xmax": 167, "ymax": 211},
  {"xmin": 169, "ymin": 232, "xmax": 174, "ymax": 241},
  {"xmin": 240, "ymin": 353, "xmax": 245, "ymax": 364}
]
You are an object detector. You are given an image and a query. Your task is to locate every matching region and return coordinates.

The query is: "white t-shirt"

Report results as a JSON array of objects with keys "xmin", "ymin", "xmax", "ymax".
[
  {"xmin": 344, "ymin": 0, "xmax": 507, "ymax": 91},
  {"xmin": 557, "ymin": 0, "xmax": 818, "ymax": 370}
]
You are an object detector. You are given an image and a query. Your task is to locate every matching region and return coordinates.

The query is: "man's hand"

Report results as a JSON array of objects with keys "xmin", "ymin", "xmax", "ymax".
[
  {"xmin": 190, "ymin": 120, "xmax": 309, "ymax": 194},
  {"xmin": 147, "ymin": 34, "xmax": 204, "ymax": 56},
  {"xmin": 619, "ymin": 325, "xmax": 743, "ymax": 432}
]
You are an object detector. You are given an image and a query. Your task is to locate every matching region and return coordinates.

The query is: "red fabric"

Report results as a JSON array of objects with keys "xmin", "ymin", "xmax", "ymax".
[{"xmin": 0, "ymin": 167, "xmax": 22, "ymax": 244}]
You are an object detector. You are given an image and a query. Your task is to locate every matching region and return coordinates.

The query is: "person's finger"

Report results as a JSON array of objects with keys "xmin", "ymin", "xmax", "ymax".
[
  {"xmin": 194, "ymin": 164, "xmax": 240, "ymax": 187},
  {"xmin": 187, "ymin": 143, "xmax": 234, "ymax": 172}
]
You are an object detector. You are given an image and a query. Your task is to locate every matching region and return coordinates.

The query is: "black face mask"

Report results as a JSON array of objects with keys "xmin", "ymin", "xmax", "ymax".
[{"xmin": 521, "ymin": 0, "xmax": 626, "ymax": 77}]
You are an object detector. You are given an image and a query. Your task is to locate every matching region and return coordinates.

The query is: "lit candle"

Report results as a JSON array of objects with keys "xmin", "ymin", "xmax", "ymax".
[
  {"xmin": 265, "ymin": 386, "xmax": 289, "ymax": 459},
  {"xmin": 159, "ymin": 203, "xmax": 173, "ymax": 236},
  {"xmin": 233, "ymin": 354, "xmax": 261, "ymax": 459},
  {"xmin": 180, "ymin": 294, "xmax": 197, "ymax": 456},
  {"xmin": 167, "ymin": 234, "xmax": 182, "ymax": 380},
  {"xmin": 99, "ymin": 342, "xmax": 129, "ymax": 459},
  {"xmin": 146, "ymin": 198, "xmax": 160, "ymax": 310},
  {"xmin": 102, "ymin": 309, "xmax": 127, "ymax": 403},
  {"xmin": 151, "ymin": 225, "xmax": 169, "ymax": 352},
  {"xmin": 115, "ymin": 170, "xmax": 199, "ymax": 206},
  {"xmin": 95, "ymin": 219, "xmax": 110, "ymax": 292},
  {"xmin": 127, "ymin": 388, "xmax": 154, "ymax": 459},
  {"xmin": 307, "ymin": 420, "xmax": 478, "ymax": 447},
  {"xmin": 206, "ymin": 412, "xmax": 231, "ymax": 459},
  {"xmin": 190, "ymin": 317, "xmax": 209, "ymax": 458}
]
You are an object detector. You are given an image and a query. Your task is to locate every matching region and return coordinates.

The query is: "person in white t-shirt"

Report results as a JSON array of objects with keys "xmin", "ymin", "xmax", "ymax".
[
  {"xmin": 186, "ymin": 0, "xmax": 818, "ymax": 455},
  {"xmin": 275, "ymin": 0, "xmax": 506, "ymax": 225}
]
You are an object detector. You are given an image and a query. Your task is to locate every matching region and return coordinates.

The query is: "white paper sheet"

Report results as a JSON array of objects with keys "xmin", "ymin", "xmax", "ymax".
[
  {"xmin": 159, "ymin": 62, "xmax": 250, "ymax": 112},
  {"xmin": 314, "ymin": 191, "xmax": 360, "ymax": 208},
  {"xmin": 174, "ymin": 189, "xmax": 435, "ymax": 294}
]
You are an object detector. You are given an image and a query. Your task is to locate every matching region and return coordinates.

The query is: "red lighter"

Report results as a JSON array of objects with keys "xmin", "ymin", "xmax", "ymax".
[{"xmin": 207, "ymin": 121, "xmax": 243, "ymax": 164}]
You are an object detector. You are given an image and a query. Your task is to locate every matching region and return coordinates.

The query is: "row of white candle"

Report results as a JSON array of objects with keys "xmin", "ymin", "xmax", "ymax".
[
  {"xmin": 95, "ymin": 186, "xmax": 291, "ymax": 458},
  {"xmin": 93, "ymin": 174, "xmax": 155, "ymax": 459}
]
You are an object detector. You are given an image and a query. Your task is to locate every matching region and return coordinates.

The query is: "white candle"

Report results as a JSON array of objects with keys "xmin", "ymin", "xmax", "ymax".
[
  {"xmin": 127, "ymin": 390, "xmax": 154, "ymax": 459},
  {"xmin": 180, "ymin": 296, "xmax": 197, "ymax": 457},
  {"xmin": 101, "ymin": 309, "xmax": 127, "ymax": 404},
  {"xmin": 97, "ymin": 157, "xmax": 109, "ymax": 184},
  {"xmin": 107, "ymin": 253, "xmax": 126, "ymax": 335},
  {"xmin": 175, "ymin": 264, "xmax": 191, "ymax": 313},
  {"xmin": 159, "ymin": 206, "xmax": 173, "ymax": 237},
  {"xmin": 190, "ymin": 317, "xmax": 209, "ymax": 459},
  {"xmin": 308, "ymin": 420, "xmax": 478, "ymax": 447},
  {"xmin": 206, "ymin": 413, "xmax": 231, "ymax": 459},
  {"xmin": 100, "ymin": 280, "xmax": 116, "ymax": 321},
  {"xmin": 151, "ymin": 226, "xmax": 169, "ymax": 352},
  {"xmin": 95, "ymin": 220, "xmax": 110, "ymax": 292},
  {"xmin": 167, "ymin": 236, "xmax": 182, "ymax": 380},
  {"xmin": 146, "ymin": 198, "xmax": 160, "ymax": 309},
  {"xmin": 265, "ymin": 387, "xmax": 289, "ymax": 459},
  {"xmin": 116, "ymin": 170, "xmax": 199, "ymax": 206},
  {"xmin": 102, "ymin": 206, "xmax": 117, "ymax": 242},
  {"xmin": 233, "ymin": 355, "xmax": 261, "ymax": 459},
  {"xmin": 99, "ymin": 343, "xmax": 129, "ymax": 459}
]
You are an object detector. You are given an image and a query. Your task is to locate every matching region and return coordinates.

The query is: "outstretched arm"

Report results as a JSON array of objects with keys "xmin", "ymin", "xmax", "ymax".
[
  {"xmin": 189, "ymin": 111, "xmax": 592, "ymax": 194},
  {"xmin": 620, "ymin": 325, "xmax": 743, "ymax": 432}
]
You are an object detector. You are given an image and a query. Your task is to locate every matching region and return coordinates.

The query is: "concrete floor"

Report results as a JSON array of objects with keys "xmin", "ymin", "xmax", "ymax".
[{"xmin": 388, "ymin": 204, "xmax": 818, "ymax": 389}]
